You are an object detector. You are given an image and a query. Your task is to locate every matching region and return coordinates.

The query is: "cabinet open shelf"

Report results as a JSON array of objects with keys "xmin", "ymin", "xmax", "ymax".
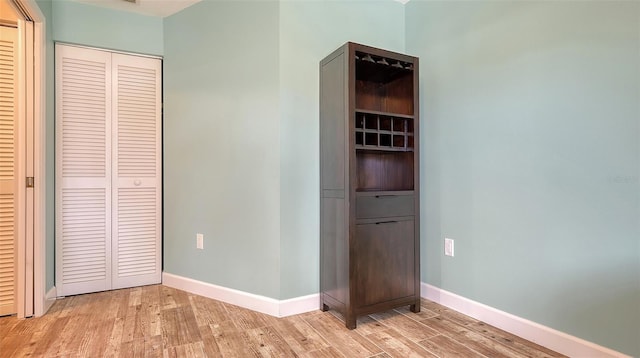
[
  {"xmin": 356, "ymin": 149, "xmax": 414, "ymax": 192},
  {"xmin": 355, "ymin": 110, "xmax": 414, "ymax": 151},
  {"xmin": 355, "ymin": 53, "xmax": 415, "ymax": 116},
  {"xmin": 355, "ymin": 51, "xmax": 413, "ymax": 83}
]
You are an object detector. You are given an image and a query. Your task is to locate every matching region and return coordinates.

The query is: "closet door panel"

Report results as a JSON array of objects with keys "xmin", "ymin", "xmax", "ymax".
[
  {"xmin": 0, "ymin": 26, "xmax": 18, "ymax": 315},
  {"xmin": 55, "ymin": 45, "xmax": 112, "ymax": 296},
  {"xmin": 111, "ymin": 54, "xmax": 161, "ymax": 289}
]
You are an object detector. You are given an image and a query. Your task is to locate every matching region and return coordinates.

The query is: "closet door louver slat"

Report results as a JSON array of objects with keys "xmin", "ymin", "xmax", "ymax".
[
  {"xmin": 111, "ymin": 54, "xmax": 161, "ymax": 289},
  {"xmin": 55, "ymin": 45, "xmax": 112, "ymax": 296},
  {"xmin": 0, "ymin": 26, "xmax": 17, "ymax": 316}
]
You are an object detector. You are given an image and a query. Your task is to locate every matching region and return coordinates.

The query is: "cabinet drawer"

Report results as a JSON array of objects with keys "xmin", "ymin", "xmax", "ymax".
[{"xmin": 356, "ymin": 192, "xmax": 414, "ymax": 219}]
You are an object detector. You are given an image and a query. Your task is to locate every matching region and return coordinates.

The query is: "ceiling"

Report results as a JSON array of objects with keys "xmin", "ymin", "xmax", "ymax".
[
  {"xmin": 72, "ymin": 0, "xmax": 202, "ymax": 17},
  {"xmin": 71, "ymin": 0, "xmax": 408, "ymax": 18}
]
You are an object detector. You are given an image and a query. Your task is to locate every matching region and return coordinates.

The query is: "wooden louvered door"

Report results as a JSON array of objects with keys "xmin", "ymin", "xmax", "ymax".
[
  {"xmin": 0, "ymin": 25, "xmax": 18, "ymax": 315},
  {"xmin": 55, "ymin": 45, "xmax": 112, "ymax": 296},
  {"xmin": 111, "ymin": 53, "xmax": 161, "ymax": 289},
  {"xmin": 56, "ymin": 44, "xmax": 161, "ymax": 297}
]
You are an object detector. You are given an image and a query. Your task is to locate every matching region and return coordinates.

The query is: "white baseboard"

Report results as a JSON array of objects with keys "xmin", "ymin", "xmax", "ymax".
[
  {"xmin": 421, "ymin": 283, "xmax": 630, "ymax": 358},
  {"xmin": 44, "ymin": 286, "xmax": 56, "ymax": 314},
  {"xmin": 162, "ymin": 272, "xmax": 319, "ymax": 318},
  {"xmin": 279, "ymin": 293, "xmax": 321, "ymax": 317}
]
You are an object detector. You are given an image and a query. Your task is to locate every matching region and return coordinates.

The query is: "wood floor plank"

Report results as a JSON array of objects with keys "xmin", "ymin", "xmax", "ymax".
[
  {"xmin": 115, "ymin": 289, "xmax": 133, "ymax": 319},
  {"xmin": 208, "ymin": 320, "xmax": 261, "ymax": 357},
  {"xmin": 419, "ymin": 334, "xmax": 487, "ymax": 358},
  {"xmin": 244, "ymin": 325, "xmax": 298, "ymax": 357},
  {"xmin": 422, "ymin": 299, "xmax": 564, "ymax": 357},
  {"xmin": 46, "ymin": 313, "xmax": 92, "ymax": 356},
  {"xmin": 421, "ymin": 315, "xmax": 470, "ymax": 336},
  {"xmin": 305, "ymin": 313, "xmax": 383, "ymax": 358},
  {"xmin": 79, "ymin": 315, "xmax": 116, "ymax": 357},
  {"xmin": 364, "ymin": 328, "xmax": 439, "ymax": 358},
  {"xmin": 160, "ymin": 305, "xmax": 202, "ymax": 349},
  {"xmin": 71, "ymin": 315, "xmax": 101, "ymax": 353},
  {"xmin": 104, "ymin": 316, "xmax": 126, "ymax": 357},
  {"xmin": 161, "ymin": 286, "xmax": 192, "ymax": 308},
  {"xmin": 421, "ymin": 316, "xmax": 528, "ymax": 358},
  {"xmin": 145, "ymin": 334, "xmax": 164, "ymax": 358},
  {"xmin": 129, "ymin": 286, "xmax": 143, "ymax": 307},
  {"xmin": 393, "ymin": 305, "xmax": 439, "ymax": 320},
  {"xmin": 120, "ymin": 337, "xmax": 146, "ymax": 358},
  {"xmin": 122, "ymin": 304, "xmax": 143, "ymax": 343},
  {"xmin": 27, "ymin": 315, "xmax": 70, "ymax": 356},
  {"xmin": 2, "ymin": 313, "xmax": 40, "ymax": 337},
  {"xmin": 8, "ymin": 325, "xmax": 46, "ymax": 357},
  {"xmin": 464, "ymin": 320, "xmax": 562, "ymax": 358},
  {"xmin": 303, "ymin": 346, "xmax": 346, "ymax": 358},
  {"xmin": 0, "ymin": 333, "xmax": 23, "ymax": 357},
  {"xmin": 140, "ymin": 286, "xmax": 163, "ymax": 337},
  {"xmin": 160, "ymin": 286, "xmax": 179, "ymax": 310},
  {"xmin": 369, "ymin": 310, "xmax": 439, "ymax": 341},
  {"xmin": 224, "ymin": 302, "xmax": 280, "ymax": 330},
  {"xmin": 0, "ymin": 285, "xmax": 566, "ymax": 358},
  {"xmin": 368, "ymin": 353, "xmax": 393, "ymax": 358},
  {"xmin": 164, "ymin": 341, "xmax": 207, "ymax": 358},
  {"xmin": 189, "ymin": 293, "xmax": 230, "ymax": 327},
  {"xmin": 198, "ymin": 325, "xmax": 224, "ymax": 357},
  {"xmin": 273, "ymin": 315, "xmax": 331, "ymax": 355}
]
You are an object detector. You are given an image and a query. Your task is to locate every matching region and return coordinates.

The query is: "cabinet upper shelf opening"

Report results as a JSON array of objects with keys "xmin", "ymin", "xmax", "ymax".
[{"xmin": 355, "ymin": 51, "xmax": 414, "ymax": 83}]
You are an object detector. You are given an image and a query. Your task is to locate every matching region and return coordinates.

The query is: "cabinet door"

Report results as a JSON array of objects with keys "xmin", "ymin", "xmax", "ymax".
[
  {"xmin": 111, "ymin": 54, "xmax": 162, "ymax": 289},
  {"xmin": 355, "ymin": 220, "xmax": 415, "ymax": 307}
]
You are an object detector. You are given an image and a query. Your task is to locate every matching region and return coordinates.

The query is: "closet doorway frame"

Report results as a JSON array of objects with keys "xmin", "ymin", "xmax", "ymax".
[{"xmin": 10, "ymin": 0, "xmax": 47, "ymax": 318}]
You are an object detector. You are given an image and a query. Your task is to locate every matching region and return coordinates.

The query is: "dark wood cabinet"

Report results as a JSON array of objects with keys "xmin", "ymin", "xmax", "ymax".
[{"xmin": 320, "ymin": 42, "xmax": 420, "ymax": 329}]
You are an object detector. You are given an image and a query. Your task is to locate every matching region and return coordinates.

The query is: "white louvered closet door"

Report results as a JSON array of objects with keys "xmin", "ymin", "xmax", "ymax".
[
  {"xmin": 55, "ymin": 45, "xmax": 112, "ymax": 296},
  {"xmin": 56, "ymin": 45, "xmax": 161, "ymax": 297},
  {"xmin": 111, "ymin": 54, "xmax": 161, "ymax": 289},
  {"xmin": 0, "ymin": 25, "xmax": 18, "ymax": 316}
]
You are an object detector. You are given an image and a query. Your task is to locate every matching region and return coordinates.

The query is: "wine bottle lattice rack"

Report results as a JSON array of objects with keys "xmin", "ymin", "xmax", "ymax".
[{"xmin": 355, "ymin": 110, "xmax": 414, "ymax": 151}]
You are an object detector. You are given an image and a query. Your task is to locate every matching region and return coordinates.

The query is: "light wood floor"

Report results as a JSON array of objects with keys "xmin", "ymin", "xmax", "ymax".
[{"xmin": 0, "ymin": 285, "xmax": 564, "ymax": 357}]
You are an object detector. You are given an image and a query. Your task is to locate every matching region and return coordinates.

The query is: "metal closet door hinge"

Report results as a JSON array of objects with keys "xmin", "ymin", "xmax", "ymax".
[{"xmin": 26, "ymin": 177, "xmax": 34, "ymax": 188}]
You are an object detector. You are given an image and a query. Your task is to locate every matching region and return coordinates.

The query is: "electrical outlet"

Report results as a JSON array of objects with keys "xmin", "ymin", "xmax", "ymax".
[
  {"xmin": 196, "ymin": 233, "xmax": 204, "ymax": 250},
  {"xmin": 444, "ymin": 238, "xmax": 454, "ymax": 257}
]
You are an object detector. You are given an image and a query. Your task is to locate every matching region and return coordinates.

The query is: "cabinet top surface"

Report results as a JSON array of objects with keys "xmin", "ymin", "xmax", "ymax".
[{"xmin": 320, "ymin": 42, "xmax": 419, "ymax": 66}]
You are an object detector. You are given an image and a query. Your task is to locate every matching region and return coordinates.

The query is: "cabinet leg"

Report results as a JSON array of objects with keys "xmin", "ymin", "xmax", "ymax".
[
  {"xmin": 410, "ymin": 303, "xmax": 420, "ymax": 313},
  {"xmin": 321, "ymin": 303, "xmax": 329, "ymax": 312},
  {"xmin": 345, "ymin": 314, "xmax": 357, "ymax": 330}
]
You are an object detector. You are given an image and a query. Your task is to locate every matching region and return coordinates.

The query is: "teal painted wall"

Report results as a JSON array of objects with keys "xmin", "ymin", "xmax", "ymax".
[
  {"xmin": 51, "ymin": 0, "xmax": 163, "ymax": 56},
  {"xmin": 35, "ymin": 0, "xmax": 55, "ymax": 291},
  {"xmin": 163, "ymin": 1, "xmax": 282, "ymax": 298},
  {"xmin": 406, "ymin": 1, "xmax": 640, "ymax": 356},
  {"xmin": 278, "ymin": 0, "xmax": 405, "ymax": 299},
  {"xmin": 162, "ymin": 0, "xmax": 404, "ymax": 300}
]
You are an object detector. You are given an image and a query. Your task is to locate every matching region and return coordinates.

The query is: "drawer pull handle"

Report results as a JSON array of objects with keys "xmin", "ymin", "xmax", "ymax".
[
  {"xmin": 375, "ymin": 221, "xmax": 397, "ymax": 225},
  {"xmin": 375, "ymin": 195, "xmax": 397, "ymax": 198}
]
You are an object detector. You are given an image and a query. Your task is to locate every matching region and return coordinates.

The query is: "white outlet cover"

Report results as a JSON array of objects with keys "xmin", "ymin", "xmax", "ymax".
[
  {"xmin": 196, "ymin": 233, "xmax": 204, "ymax": 249},
  {"xmin": 444, "ymin": 238, "xmax": 454, "ymax": 257}
]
